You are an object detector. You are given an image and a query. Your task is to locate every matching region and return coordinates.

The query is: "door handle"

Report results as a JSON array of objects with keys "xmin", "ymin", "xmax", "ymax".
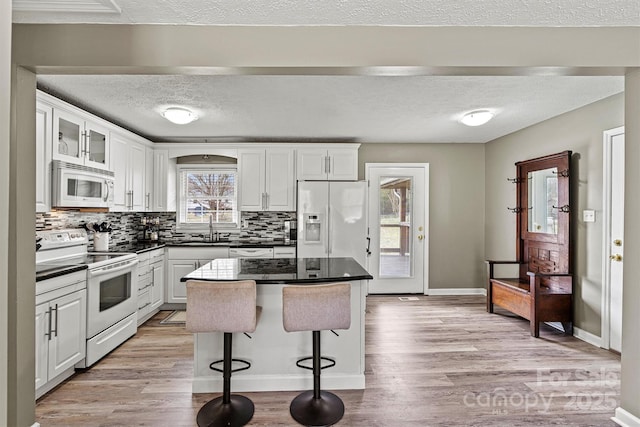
[
  {"xmin": 417, "ymin": 234, "xmax": 424, "ymax": 241},
  {"xmin": 610, "ymin": 254, "xmax": 622, "ymax": 262}
]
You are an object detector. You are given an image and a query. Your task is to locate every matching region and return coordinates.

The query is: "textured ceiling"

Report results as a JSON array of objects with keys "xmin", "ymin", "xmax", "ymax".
[
  {"xmin": 37, "ymin": 75, "xmax": 624, "ymax": 143},
  {"xmin": 18, "ymin": 1, "xmax": 634, "ymax": 143},
  {"xmin": 12, "ymin": 0, "xmax": 640, "ymax": 25}
]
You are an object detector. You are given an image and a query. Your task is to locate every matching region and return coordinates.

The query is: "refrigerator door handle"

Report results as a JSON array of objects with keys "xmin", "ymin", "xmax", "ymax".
[
  {"xmin": 366, "ymin": 236, "xmax": 371, "ymax": 256},
  {"xmin": 327, "ymin": 204, "xmax": 331, "ymax": 255}
]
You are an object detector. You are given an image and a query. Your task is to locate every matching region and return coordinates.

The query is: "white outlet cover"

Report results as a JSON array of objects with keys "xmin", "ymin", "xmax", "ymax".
[{"xmin": 583, "ymin": 210, "xmax": 596, "ymax": 223}]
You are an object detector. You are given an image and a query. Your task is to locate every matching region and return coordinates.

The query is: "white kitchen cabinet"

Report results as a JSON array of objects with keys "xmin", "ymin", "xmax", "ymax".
[
  {"xmin": 145, "ymin": 147, "xmax": 154, "ymax": 211},
  {"xmin": 150, "ymin": 252, "xmax": 165, "ymax": 311},
  {"xmin": 110, "ymin": 133, "xmax": 146, "ymax": 212},
  {"xmin": 296, "ymin": 147, "xmax": 358, "ymax": 181},
  {"xmin": 166, "ymin": 247, "xmax": 230, "ymax": 303},
  {"xmin": 36, "ymin": 100, "xmax": 53, "ymax": 212},
  {"xmin": 152, "ymin": 149, "xmax": 177, "ymax": 212},
  {"xmin": 136, "ymin": 249, "xmax": 165, "ymax": 325},
  {"xmin": 239, "ymin": 148, "xmax": 295, "ymax": 211},
  {"xmin": 35, "ymin": 272, "xmax": 87, "ymax": 399},
  {"xmin": 52, "ymin": 106, "xmax": 109, "ymax": 170}
]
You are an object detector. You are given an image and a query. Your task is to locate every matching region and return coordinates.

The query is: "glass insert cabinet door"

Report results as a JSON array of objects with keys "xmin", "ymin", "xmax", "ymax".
[{"xmin": 53, "ymin": 108, "xmax": 109, "ymax": 169}]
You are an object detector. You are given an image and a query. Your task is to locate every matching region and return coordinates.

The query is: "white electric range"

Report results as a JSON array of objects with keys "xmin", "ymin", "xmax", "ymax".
[{"xmin": 36, "ymin": 229, "xmax": 139, "ymax": 367}]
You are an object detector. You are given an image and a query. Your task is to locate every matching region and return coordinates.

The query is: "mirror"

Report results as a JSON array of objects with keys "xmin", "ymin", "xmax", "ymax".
[{"xmin": 528, "ymin": 167, "xmax": 558, "ymax": 234}]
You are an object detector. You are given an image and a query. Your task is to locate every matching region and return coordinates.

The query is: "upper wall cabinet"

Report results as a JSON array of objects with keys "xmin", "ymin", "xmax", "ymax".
[
  {"xmin": 53, "ymin": 107, "xmax": 110, "ymax": 170},
  {"xmin": 151, "ymin": 149, "xmax": 177, "ymax": 212},
  {"xmin": 110, "ymin": 133, "xmax": 146, "ymax": 212},
  {"xmin": 36, "ymin": 100, "xmax": 53, "ymax": 213},
  {"xmin": 296, "ymin": 147, "xmax": 358, "ymax": 181},
  {"xmin": 239, "ymin": 148, "xmax": 295, "ymax": 211}
]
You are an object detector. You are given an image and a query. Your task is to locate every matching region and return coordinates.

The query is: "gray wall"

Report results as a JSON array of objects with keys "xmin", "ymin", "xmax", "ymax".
[
  {"xmin": 359, "ymin": 143, "xmax": 486, "ymax": 289},
  {"xmin": 621, "ymin": 70, "xmax": 640, "ymax": 421},
  {"xmin": 1, "ymin": 0, "xmax": 10, "ymax": 424},
  {"xmin": 485, "ymin": 93, "xmax": 624, "ymax": 336}
]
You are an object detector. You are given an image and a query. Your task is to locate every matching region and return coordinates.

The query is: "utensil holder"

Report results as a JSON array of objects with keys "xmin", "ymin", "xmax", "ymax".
[{"xmin": 93, "ymin": 232, "xmax": 109, "ymax": 252}]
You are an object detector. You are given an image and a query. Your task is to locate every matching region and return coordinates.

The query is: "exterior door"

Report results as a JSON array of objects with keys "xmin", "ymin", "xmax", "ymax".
[
  {"xmin": 604, "ymin": 127, "xmax": 625, "ymax": 352},
  {"xmin": 366, "ymin": 164, "xmax": 428, "ymax": 294}
]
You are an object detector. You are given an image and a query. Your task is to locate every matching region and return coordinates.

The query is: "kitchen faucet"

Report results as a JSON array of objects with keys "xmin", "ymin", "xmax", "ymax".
[{"xmin": 209, "ymin": 214, "xmax": 215, "ymax": 242}]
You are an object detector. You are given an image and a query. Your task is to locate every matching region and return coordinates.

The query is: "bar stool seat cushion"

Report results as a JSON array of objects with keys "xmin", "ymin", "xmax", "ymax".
[
  {"xmin": 186, "ymin": 280, "xmax": 259, "ymax": 334},
  {"xmin": 283, "ymin": 282, "xmax": 351, "ymax": 332}
]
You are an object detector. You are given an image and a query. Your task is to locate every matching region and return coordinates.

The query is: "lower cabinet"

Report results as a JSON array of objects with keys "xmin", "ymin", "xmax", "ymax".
[
  {"xmin": 35, "ymin": 272, "xmax": 87, "ymax": 399},
  {"xmin": 166, "ymin": 247, "xmax": 230, "ymax": 303},
  {"xmin": 137, "ymin": 248, "xmax": 165, "ymax": 325}
]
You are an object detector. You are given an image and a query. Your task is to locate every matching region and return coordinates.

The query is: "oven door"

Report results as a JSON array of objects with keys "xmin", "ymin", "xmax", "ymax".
[{"xmin": 86, "ymin": 259, "xmax": 138, "ymax": 338}]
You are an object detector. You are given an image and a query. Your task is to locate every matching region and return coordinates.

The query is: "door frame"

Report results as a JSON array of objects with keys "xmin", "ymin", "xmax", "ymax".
[
  {"xmin": 601, "ymin": 126, "xmax": 625, "ymax": 350},
  {"xmin": 365, "ymin": 163, "xmax": 430, "ymax": 294}
]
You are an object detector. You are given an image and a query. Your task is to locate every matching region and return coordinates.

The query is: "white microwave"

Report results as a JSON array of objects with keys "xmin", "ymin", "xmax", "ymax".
[{"xmin": 52, "ymin": 160, "xmax": 115, "ymax": 208}]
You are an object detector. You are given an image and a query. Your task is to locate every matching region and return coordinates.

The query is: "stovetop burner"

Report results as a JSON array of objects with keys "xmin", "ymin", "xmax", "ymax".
[{"xmin": 36, "ymin": 229, "xmax": 137, "ymax": 271}]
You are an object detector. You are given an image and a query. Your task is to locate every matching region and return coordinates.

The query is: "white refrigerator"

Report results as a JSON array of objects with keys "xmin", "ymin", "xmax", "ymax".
[{"xmin": 297, "ymin": 181, "xmax": 368, "ymax": 268}]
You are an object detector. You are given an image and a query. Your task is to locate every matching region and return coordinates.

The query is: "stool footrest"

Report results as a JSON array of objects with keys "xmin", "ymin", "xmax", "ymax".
[
  {"xmin": 209, "ymin": 358, "xmax": 251, "ymax": 374},
  {"xmin": 296, "ymin": 356, "xmax": 335, "ymax": 371}
]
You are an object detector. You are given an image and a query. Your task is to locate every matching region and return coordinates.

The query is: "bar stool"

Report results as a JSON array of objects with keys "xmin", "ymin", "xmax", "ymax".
[
  {"xmin": 282, "ymin": 282, "xmax": 351, "ymax": 426},
  {"xmin": 186, "ymin": 280, "xmax": 261, "ymax": 427}
]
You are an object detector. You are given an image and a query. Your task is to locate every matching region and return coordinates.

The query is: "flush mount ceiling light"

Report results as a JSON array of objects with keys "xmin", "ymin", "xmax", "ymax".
[
  {"xmin": 162, "ymin": 107, "xmax": 198, "ymax": 125},
  {"xmin": 460, "ymin": 110, "xmax": 494, "ymax": 127}
]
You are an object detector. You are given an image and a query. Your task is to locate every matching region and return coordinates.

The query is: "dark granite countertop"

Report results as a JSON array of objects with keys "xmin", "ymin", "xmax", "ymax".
[
  {"xmin": 36, "ymin": 264, "xmax": 88, "ymax": 282},
  {"xmin": 181, "ymin": 257, "xmax": 372, "ymax": 284}
]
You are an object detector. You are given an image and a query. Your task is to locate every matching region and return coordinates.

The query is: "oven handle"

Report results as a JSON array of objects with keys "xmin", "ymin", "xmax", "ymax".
[{"xmin": 88, "ymin": 260, "xmax": 138, "ymax": 278}]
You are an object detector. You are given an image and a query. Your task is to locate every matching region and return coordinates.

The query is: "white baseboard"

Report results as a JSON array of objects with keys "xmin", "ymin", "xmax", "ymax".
[
  {"xmin": 192, "ymin": 373, "xmax": 365, "ymax": 393},
  {"xmin": 612, "ymin": 407, "xmax": 640, "ymax": 427},
  {"xmin": 573, "ymin": 326, "xmax": 603, "ymax": 348},
  {"xmin": 544, "ymin": 322, "xmax": 604, "ymax": 348},
  {"xmin": 425, "ymin": 288, "xmax": 486, "ymax": 296}
]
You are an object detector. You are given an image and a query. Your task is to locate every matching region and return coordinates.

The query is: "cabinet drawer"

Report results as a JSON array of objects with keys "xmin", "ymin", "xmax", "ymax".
[{"xmin": 274, "ymin": 247, "xmax": 296, "ymax": 258}]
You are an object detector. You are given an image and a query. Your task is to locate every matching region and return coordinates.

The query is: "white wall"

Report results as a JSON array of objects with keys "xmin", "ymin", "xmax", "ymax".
[{"xmin": 485, "ymin": 93, "xmax": 624, "ymax": 336}]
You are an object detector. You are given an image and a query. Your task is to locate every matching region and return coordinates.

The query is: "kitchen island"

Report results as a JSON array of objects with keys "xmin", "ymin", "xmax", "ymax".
[{"xmin": 181, "ymin": 257, "xmax": 372, "ymax": 393}]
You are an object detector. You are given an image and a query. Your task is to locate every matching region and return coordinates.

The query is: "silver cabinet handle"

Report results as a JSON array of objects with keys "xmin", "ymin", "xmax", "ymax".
[
  {"xmin": 45, "ymin": 307, "xmax": 53, "ymax": 340},
  {"xmin": 145, "ymin": 193, "xmax": 150, "ymax": 210},
  {"xmin": 83, "ymin": 131, "xmax": 91, "ymax": 160},
  {"xmin": 51, "ymin": 304, "xmax": 59, "ymax": 338},
  {"xmin": 324, "ymin": 156, "xmax": 330, "ymax": 174}
]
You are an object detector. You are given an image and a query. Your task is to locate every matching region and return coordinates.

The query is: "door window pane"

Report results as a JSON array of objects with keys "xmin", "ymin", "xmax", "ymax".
[{"xmin": 379, "ymin": 176, "xmax": 412, "ymax": 278}]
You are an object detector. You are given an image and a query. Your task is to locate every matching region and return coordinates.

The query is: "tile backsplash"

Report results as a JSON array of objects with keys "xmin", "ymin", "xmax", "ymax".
[{"xmin": 36, "ymin": 210, "xmax": 296, "ymax": 248}]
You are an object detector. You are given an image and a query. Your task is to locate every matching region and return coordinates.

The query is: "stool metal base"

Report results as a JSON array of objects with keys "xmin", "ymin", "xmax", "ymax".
[
  {"xmin": 196, "ymin": 394, "xmax": 254, "ymax": 427},
  {"xmin": 290, "ymin": 390, "xmax": 345, "ymax": 426}
]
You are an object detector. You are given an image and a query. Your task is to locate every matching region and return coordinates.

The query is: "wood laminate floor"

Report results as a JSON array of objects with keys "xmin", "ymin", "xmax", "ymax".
[{"xmin": 36, "ymin": 295, "xmax": 621, "ymax": 426}]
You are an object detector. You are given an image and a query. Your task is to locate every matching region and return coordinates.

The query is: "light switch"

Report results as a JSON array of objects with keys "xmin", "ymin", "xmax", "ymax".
[{"xmin": 583, "ymin": 210, "xmax": 596, "ymax": 223}]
